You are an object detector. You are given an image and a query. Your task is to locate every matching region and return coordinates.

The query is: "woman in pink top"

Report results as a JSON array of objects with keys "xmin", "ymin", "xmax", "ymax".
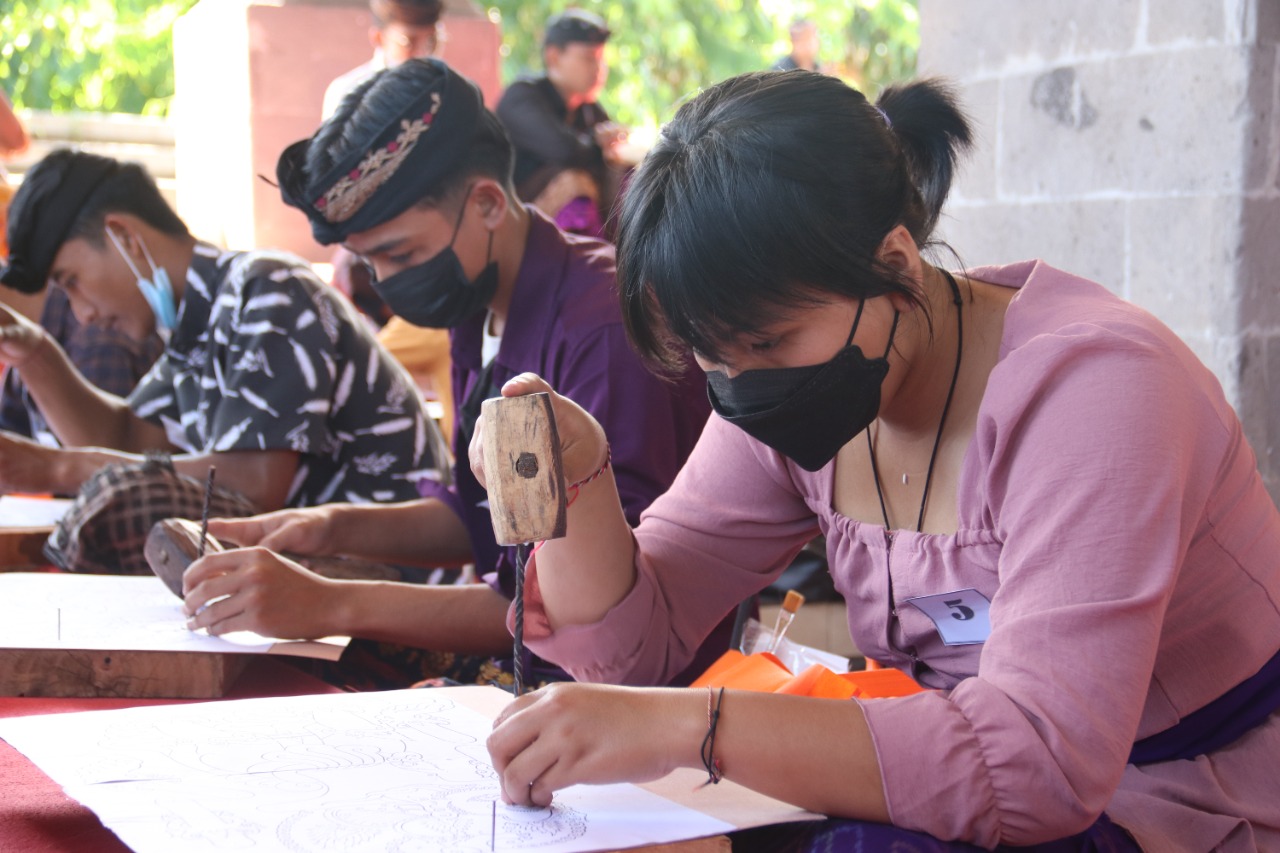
[{"xmin": 479, "ymin": 71, "xmax": 1280, "ymax": 851}]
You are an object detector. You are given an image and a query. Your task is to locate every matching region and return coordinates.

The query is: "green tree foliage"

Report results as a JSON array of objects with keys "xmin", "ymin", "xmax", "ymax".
[
  {"xmin": 0, "ymin": 0, "xmax": 915, "ymax": 125},
  {"xmin": 490, "ymin": 0, "xmax": 773, "ymax": 129},
  {"xmin": 0, "ymin": 0, "xmax": 197, "ymax": 115},
  {"xmin": 489, "ymin": 0, "xmax": 918, "ymax": 129},
  {"xmin": 813, "ymin": 2, "xmax": 919, "ymax": 93}
]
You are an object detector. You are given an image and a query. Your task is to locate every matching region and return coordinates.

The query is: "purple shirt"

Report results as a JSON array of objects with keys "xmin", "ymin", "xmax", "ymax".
[
  {"xmin": 521, "ymin": 261, "xmax": 1280, "ymax": 850},
  {"xmin": 417, "ymin": 208, "xmax": 721, "ymax": 681}
]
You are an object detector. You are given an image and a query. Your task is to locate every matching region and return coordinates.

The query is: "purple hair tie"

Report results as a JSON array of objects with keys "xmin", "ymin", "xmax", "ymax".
[{"xmin": 875, "ymin": 106, "xmax": 892, "ymax": 129}]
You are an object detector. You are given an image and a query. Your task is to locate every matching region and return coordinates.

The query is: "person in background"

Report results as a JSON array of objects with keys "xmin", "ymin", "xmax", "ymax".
[
  {"xmin": 479, "ymin": 71, "xmax": 1280, "ymax": 851},
  {"xmin": 772, "ymin": 17, "xmax": 823, "ymax": 72},
  {"xmin": 495, "ymin": 8, "xmax": 631, "ymax": 237},
  {"xmin": 0, "ymin": 89, "xmax": 27, "ymax": 163},
  {"xmin": 0, "ymin": 87, "xmax": 30, "ymax": 259},
  {"xmin": 0, "ymin": 149, "xmax": 447, "ymax": 574},
  {"xmin": 375, "ymin": 309, "xmax": 455, "ymax": 443},
  {"xmin": 182, "ymin": 58, "xmax": 726, "ymax": 692},
  {"xmin": 322, "ymin": 0, "xmax": 444, "ymax": 121}
]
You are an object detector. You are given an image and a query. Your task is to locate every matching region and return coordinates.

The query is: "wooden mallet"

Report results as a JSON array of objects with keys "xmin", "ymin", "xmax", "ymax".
[
  {"xmin": 145, "ymin": 517, "xmax": 225, "ymax": 599},
  {"xmin": 479, "ymin": 393, "xmax": 568, "ymax": 695}
]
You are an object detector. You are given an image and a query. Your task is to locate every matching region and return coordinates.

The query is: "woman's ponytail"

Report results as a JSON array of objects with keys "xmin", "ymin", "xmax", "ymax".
[{"xmin": 877, "ymin": 78, "xmax": 973, "ymax": 241}]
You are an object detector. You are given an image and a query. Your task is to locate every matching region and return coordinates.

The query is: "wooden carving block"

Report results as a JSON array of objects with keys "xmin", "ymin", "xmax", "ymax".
[
  {"xmin": 0, "ymin": 649, "xmax": 249, "ymax": 699},
  {"xmin": 620, "ymin": 839, "xmax": 731, "ymax": 853},
  {"xmin": 145, "ymin": 517, "xmax": 225, "ymax": 599},
  {"xmin": 0, "ymin": 527, "xmax": 53, "ymax": 572},
  {"xmin": 480, "ymin": 393, "xmax": 567, "ymax": 545}
]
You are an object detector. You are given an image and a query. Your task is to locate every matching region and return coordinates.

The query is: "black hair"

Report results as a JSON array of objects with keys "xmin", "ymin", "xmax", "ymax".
[
  {"xmin": 306, "ymin": 60, "xmax": 514, "ymax": 209},
  {"xmin": 617, "ymin": 70, "xmax": 973, "ymax": 373},
  {"xmin": 543, "ymin": 8, "xmax": 611, "ymax": 48},
  {"xmin": 58, "ymin": 157, "xmax": 189, "ymax": 247},
  {"xmin": 370, "ymin": 0, "xmax": 442, "ymax": 28}
]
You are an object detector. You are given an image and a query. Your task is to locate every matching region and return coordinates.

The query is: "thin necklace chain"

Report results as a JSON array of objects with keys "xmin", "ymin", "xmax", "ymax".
[{"xmin": 868, "ymin": 269, "xmax": 965, "ymax": 533}]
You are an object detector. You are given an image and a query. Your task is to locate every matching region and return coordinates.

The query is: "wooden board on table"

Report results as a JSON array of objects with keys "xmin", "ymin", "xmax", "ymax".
[
  {"xmin": 0, "ymin": 648, "xmax": 250, "ymax": 698},
  {"xmin": 0, "ymin": 527, "xmax": 52, "ymax": 571},
  {"xmin": 623, "ymin": 838, "xmax": 731, "ymax": 853},
  {"xmin": 0, "ymin": 496, "xmax": 70, "ymax": 571}
]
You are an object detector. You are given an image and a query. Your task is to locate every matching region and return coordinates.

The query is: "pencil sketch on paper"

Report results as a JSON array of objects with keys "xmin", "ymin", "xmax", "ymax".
[
  {"xmin": 78, "ymin": 695, "xmax": 483, "ymax": 783},
  {"xmin": 276, "ymin": 785, "xmax": 588, "ymax": 851},
  {"xmin": 0, "ymin": 689, "xmax": 732, "ymax": 853}
]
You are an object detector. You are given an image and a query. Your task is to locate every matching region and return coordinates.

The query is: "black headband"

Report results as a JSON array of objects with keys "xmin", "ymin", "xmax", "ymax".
[
  {"xmin": 0, "ymin": 152, "xmax": 120, "ymax": 294},
  {"xmin": 276, "ymin": 58, "xmax": 483, "ymax": 245}
]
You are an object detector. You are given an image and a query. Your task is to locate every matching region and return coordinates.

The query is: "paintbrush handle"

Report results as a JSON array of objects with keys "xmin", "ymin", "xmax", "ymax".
[{"xmin": 769, "ymin": 610, "xmax": 796, "ymax": 654}]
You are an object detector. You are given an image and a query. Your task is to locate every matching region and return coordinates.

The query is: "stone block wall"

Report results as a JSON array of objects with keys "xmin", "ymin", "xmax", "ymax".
[{"xmin": 920, "ymin": 0, "xmax": 1280, "ymax": 500}]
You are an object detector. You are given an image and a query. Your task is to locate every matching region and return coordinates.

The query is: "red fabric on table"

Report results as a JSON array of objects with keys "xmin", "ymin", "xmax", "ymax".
[{"xmin": 0, "ymin": 657, "xmax": 344, "ymax": 853}]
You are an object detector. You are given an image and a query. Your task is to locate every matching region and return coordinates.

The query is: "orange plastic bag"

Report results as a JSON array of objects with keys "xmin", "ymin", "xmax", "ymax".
[{"xmin": 690, "ymin": 649, "xmax": 924, "ymax": 700}]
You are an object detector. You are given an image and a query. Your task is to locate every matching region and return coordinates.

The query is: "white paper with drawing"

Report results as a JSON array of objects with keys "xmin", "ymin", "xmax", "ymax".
[
  {"xmin": 0, "ymin": 688, "xmax": 736, "ymax": 852},
  {"xmin": 0, "ymin": 573, "xmax": 348, "ymax": 659}
]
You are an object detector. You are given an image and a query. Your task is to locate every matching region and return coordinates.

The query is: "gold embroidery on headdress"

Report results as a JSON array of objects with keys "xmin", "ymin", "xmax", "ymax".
[{"xmin": 315, "ymin": 92, "xmax": 442, "ymax": 223}]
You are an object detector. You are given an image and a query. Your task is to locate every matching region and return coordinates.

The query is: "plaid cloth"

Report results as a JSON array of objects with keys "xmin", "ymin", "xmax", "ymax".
[{"xmin": 44, "ymin": 454, "xmax": 258, "ymax": 575}]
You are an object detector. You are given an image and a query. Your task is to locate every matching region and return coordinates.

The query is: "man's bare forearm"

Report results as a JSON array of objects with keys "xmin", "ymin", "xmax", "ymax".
[{"xmin": 18, "ymin": 336, "xmax": 167, "ymax": 451}]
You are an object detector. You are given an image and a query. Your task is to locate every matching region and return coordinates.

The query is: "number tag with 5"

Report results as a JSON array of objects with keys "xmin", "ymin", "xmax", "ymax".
[{"xmin": 902, "ymin": 589, "xmax": 991, "ymax": 646}]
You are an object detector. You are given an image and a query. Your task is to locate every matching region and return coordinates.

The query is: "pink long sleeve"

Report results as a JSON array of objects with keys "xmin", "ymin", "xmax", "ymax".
[{"xmin": 521, "ymin": 414, "xmax": 822, "ymax": 685}]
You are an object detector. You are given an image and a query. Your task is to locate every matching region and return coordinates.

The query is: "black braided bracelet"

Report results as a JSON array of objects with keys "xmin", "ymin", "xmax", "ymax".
[{"xmin": 700, "ymin": 686, "xmax": 726, "ymax": 786}]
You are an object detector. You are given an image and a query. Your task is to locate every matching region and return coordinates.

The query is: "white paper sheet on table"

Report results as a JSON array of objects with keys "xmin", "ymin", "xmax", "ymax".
[
  {"xmin": 0, "ymin": 573, "xmax": 348, "ymax": 660},
  {"xmin": 0, "ymin": 687, "xmax": 738, "ymax": 853},
  {"xmin": 0, "ymin": 495, "xmax": 72, "ymax": 528}
]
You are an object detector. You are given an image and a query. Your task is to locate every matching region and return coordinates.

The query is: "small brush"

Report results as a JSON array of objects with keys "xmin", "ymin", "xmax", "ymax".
[{"xmin": 768, "ymin": 589, "xmax": 806, "ymax": 653}]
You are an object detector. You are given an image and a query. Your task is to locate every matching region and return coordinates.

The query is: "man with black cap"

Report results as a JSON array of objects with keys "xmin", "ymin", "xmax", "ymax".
[
  {"xmin": 183, "ymin": 57, "xmax": 725, "ymax": 691},
  {"xmin": 495, "ymin": 8, "xmax": 631, "ymax": 233},
  {"xmin": 0, "ymin": 149, "xmax": 448, "ymax": 574}
]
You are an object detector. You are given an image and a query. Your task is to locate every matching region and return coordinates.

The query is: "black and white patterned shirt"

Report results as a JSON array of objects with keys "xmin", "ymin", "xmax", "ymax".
[{"xmin": 129, "ymin": 243, "xmax": 449, "ymax": 507}]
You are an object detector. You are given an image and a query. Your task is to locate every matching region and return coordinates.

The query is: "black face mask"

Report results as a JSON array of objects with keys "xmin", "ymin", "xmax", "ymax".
[
  {"xmin": 371, "ymin": 190, "xmax": 499, "ymax": 329},
  {"xmin": 706, "ymin": 302, "xmax": 900, "ymax": 472}
]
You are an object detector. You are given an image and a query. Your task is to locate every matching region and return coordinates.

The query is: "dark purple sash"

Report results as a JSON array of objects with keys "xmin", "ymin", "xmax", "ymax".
[
  {"xmin": 774, "ymin": 811, "xmax": 1139, "ymax": 852},
  {"xmin": 751, "ymin": 651, "xmax": 1280, "ymax": 853},
  {"xmin": 1129, "ymin": 646, "xmax": 1280, "ymax": 764}
]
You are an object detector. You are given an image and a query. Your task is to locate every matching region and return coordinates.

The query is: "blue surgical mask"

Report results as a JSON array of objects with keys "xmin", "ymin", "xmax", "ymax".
[{"xmin": 106, "ymin": 227, "xmax": 178, "ymax": 334}]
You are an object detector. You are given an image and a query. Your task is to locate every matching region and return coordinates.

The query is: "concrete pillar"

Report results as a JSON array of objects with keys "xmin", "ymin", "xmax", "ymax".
[
  {"xmin": 920, "ymin": 0, "xmax": 1280, "ymax": 501},
  {"xmin": 172, "ymin": 0, "xmax": 501, "ymax": 264}
]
